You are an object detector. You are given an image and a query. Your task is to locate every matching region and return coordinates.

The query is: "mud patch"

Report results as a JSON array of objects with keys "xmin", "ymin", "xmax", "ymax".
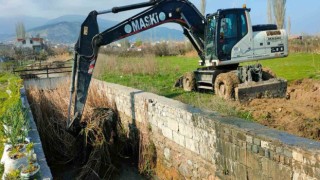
[{"xmin": 238, "ymin": 79, "xmax": 320, "ymax": 140}]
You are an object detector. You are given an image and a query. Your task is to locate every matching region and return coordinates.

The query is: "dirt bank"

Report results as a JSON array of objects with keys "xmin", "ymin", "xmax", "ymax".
[{"xmin": 238, "ymin": 79, "xmax": 320, "ymax": 140}]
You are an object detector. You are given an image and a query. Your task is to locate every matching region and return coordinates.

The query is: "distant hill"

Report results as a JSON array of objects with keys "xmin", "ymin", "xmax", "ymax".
[
  {"xmin": 28, "ymin": 22, "xmax": 81, "ymax": 44},
  {"xmin": 45, "ymin": 15, "xmax": 87, "ymax": 25},
  {"xmin": 45, "ymin": 15, "xmax": 118, "ymax": 28},
  {"xmin": 1, "ymin": 14, "xmax": 184, "ymax": 44},
  {"xmin": 27, "ymin": 15, "xmax": 184, "ymax": 44}
]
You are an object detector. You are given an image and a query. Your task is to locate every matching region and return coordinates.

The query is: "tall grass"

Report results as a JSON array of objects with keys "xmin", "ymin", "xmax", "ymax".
[
  {"xmin": 289, "ymin": 37, "xmax": 320, "ymax": 54},
  {"xmin": 93, "ymin": 54, "xmax": 158, "ymax": 79},
  {"xmin": 27, "ymin": 83, "xmax": 76, "ymax": 165},
  {"xmin": 46, "ymin": 53, "xmax": 72, "ymax": 63},
  {"xmin": 26, "ymin": 81, "xmax": 126, "ymax": 179}
]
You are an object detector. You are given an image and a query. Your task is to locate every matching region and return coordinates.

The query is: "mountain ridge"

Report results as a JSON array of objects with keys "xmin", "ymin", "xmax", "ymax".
[{"xmin": 1, "ymin": 15, "xmax": 184, "ymax": 44}]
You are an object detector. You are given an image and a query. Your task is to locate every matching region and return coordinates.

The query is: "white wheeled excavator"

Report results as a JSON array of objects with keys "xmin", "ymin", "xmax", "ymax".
[{"xmin": 67, "ymin": 0, "xmax": 288, "ymax": 136}]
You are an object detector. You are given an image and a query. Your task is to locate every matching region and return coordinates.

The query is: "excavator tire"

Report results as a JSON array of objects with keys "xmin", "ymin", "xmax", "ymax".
[
  {"xmin": 214, "ymin": 73, "xmax": 237, "ymax": 100},
  {"xmin": 228, "ymin": 72, "xmax": 240, "ymax": 85},
  {"xmin": 182, "ymin": 72, "xmax": 195, "ymax": 92},
  {"xmin": 262, "ymin": 67, "xmax": 277, "ymax": 80},
  {"xmin": 229, "ymin": 72, "xmax": 240, "ymax": 100}
]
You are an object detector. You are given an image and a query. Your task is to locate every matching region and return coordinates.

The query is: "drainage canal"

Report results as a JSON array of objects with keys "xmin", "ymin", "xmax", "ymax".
[{"xmin": 25, "ymin": 80, "xmax": 156, "ymax": 179}]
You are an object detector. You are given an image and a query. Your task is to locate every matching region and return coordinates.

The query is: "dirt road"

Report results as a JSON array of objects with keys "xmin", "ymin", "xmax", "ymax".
[{"xmin": 238, "ymin": 79, "xmax": 320, "ymax": 140}]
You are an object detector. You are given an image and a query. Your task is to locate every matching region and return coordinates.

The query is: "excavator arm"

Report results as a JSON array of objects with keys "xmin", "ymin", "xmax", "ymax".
[{"xmin": 67, "ymin": 0, "xmax": 206, "ymax": 136}]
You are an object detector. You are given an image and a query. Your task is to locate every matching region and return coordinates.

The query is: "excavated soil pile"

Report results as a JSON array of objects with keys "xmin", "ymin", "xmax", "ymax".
[{"xmin": 238, "ymin": 79, "xmax": 320, "ymax": 140}]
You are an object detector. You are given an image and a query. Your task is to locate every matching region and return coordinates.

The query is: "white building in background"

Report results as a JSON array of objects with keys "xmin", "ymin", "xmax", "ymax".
[{"xmin": 15, "ymin": 37, "xmax": 44, "ymax": 52}]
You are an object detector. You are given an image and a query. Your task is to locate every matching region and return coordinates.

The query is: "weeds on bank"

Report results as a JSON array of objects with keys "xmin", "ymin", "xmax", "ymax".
[
  {"xmin": 0, "ymin": 73, "xmax": 24, "ymax": 177},
  {"xmin": 27, "ymin": 81, "xmax": 141, "ymax": 179}
]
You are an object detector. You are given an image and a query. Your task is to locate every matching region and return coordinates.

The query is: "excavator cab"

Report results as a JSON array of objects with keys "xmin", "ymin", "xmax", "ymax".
[
  {"xmin": 217, "ymin": 9, "xmax": 249, "ymax": 60},
  {"xmin": 203, "ymin": 7, "xmax": 288, "ymax": 67},
  {"xmin": 204, "ymin": 8, "xmax": 251, "ymax": 64}
]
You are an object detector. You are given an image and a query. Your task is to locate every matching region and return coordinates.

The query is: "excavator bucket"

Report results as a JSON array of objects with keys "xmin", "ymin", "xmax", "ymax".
[{"xmin": 235, "ymin": 78, "xmax": 287, "ymax": 102}]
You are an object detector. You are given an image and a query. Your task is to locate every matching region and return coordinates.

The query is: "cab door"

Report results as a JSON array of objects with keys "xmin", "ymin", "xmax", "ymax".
[
  {"xmin": 204, "ymin": 15, "xmax": 218, "ymax": 62},
  {"xmin": 231, "ymin": 11, "xmax": 253, "ymax": 61},
  {"xmin": 217, "ymin": 10, "xmax": 252, "ymax": 61}
]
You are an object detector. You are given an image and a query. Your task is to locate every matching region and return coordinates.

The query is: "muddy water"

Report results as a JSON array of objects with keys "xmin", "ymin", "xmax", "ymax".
[
  {"xmin": 51, "ymin": 163, "xmax": 146, "ymax": 180},
  {"xmin": 115, "ymin": 164, "xmax": 146, "ymax": 180}
]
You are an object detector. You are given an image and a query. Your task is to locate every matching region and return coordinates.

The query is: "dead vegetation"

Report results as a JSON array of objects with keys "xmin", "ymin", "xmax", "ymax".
[
  {"xmin": 26, "ymin": 82, "xmax": 125, "ymax": 179},
  {"xmin": 93, "ymin": 54, "xmax": 158, "ymax": 79},
  {"xmin": 27, "ymin": 83, "xmax": 75, "ymax": 164},
  {"xmin": 26, "ymin": 79, "xmax": 157, "ymax": 179},
  {"xmin": 138, "ymin": 128, "xmax": 157, "ymax": 177},
  {"xmin": 46, "ymin": 53, "xmax": 72, "ymax": 63},
  {"xmin": 289, "ymin": 37, "xmax": 320, "ymax": 54}
]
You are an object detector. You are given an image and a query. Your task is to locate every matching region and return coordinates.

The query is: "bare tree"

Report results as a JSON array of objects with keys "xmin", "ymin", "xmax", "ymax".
[
  {"xmin": 15, "ymin": 22, "xmax": 26, "ymax": 39},
  {"xmin": 267, "ymin": 0, "xmax": 273, "ymax": 24},
  {"xmin": 272, "ymin": 0, "xmax": 286, "ymax": 29},
  {"xmin": 287, "ymin": 16, "xmax": 291, "ymax": 36},
  {"xmin": 200, "ymin": 0, "xmax": 206, "ymax": 16}
]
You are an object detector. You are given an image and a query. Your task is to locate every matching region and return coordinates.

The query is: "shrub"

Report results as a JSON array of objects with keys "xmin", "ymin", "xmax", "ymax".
[
  {"xmin": 1, "ymin": 101, "xmax": 28, "ymax": 147},
  {"xmin": 289, "ymin": 36, "xmax": 320, "ymax": 53},
  {"xmin": 153, "ymin": 42, "xmax": 170, "ymax": 56}
]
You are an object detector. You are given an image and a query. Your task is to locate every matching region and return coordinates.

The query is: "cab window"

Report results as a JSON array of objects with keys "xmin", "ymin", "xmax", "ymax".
[
  {"xmin": 205, "ymin": 15, "xmax": 218, "ymax": 60},
  {"xmin": 218, "ymin": 11, "xmax": 248, "ymax": 60},
  {"xmin": 240, "ymin": 14, "xmax": 248, "ymax": 37},
  {"xmin": 220, "ymin": 14, "xmax": 237, "ymax": 39}
]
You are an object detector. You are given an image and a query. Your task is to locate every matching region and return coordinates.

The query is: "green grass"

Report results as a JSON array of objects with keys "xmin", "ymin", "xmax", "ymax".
[
  {"xmin": 246, "ymin": 53, "xmax": 320, "ymax": 81},
  {"xmin": 98, "ymin": 55, "xmax": 250, "ymax": 118},
  {"xmin": 99, "ymin": 56, "xmax": 198, "ymax": 97},
  {"xmin": 98, "ymin": 52, "xmax": 319, "ymax": 119}
]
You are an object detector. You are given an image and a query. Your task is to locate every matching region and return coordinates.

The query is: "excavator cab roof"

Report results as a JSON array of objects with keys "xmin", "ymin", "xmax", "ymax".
[
  {"xmin": 218, "ymin": 8, "xmax": 251, "ymax": 14},
  {"xmin": 206, "ymin": 8, "xmax": 250, "ymax": 19}
]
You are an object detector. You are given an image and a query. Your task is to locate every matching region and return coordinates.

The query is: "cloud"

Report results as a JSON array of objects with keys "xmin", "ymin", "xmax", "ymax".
[
  {"xmin": 0, "ymin": 0, "xmax": 153, "ymax": 19},
  {"xmin": 0, "ymin": 0, "xmax": 272, "ymax": 32}
]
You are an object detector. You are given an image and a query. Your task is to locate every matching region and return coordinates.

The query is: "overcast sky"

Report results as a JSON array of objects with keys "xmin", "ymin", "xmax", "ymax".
[{"xmin": 0, "ymin": 0, "xmax": 319, "ymax": 34}]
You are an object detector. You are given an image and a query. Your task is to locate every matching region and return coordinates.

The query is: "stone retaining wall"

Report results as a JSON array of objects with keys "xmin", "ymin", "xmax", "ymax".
[
  {"xmin": 25, "ymin": 77, "xmax": 320, "ymax": 179},
  {"xmin": 92, "ymin": 79, "xmax": 320, "ymax": 180}
]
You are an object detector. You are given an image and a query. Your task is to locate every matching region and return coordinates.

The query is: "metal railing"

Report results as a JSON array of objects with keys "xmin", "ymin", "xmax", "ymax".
[{"xmin": 13, "ymin": 65, "xmax": 72, "ymax": 79}]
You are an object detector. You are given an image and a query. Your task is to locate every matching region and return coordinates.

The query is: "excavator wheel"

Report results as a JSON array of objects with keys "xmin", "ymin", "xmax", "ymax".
[
  {"xmin": 229, "ymin": 72, "xmax": 240, "ymax": 100},
  {"xmin": 182, "ymin": 72, "xmax": 195, "ymax": 92},
  {"xmin": 262, "ymin": 67, "xmax": 277, "ymax": 80},
  {"xmin": 214, "ymin": 73, "xmax": 238, "ymax": 100}
]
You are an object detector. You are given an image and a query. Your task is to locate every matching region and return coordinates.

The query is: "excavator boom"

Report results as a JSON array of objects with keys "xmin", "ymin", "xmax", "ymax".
[{"xmin": 67, "ymin": 0, "xmax": 206, "ymax": 135}]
